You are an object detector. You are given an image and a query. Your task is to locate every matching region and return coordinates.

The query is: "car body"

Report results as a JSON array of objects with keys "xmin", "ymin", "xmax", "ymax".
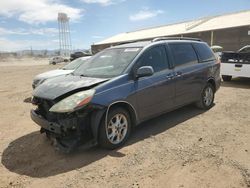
[
  {"xmin": 49, "ymin": 56, "xmax": 69, "ymax": 65},
  {"xmin": 70, "ymin": 51, "xmax": 92, "ymax": 61},
  {"xmin": 33, "ymin": 56, "xmax": 91, "ymax": 89},
  {"xmin": 31, "ymin": 38, "xmax": 221, "ymax": 152},
  {"xmin": 221, "ymin": 45, "xmax": 250, "ymax": 81},
  {"xmin": 238, "ymin": 45, "xmax": 250, "ymax": 53}
]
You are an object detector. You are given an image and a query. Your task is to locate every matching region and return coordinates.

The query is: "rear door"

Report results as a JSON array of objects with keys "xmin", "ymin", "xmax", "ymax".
[
  {"xmin": 134, "ymin": 45, "xmax": 176, "ymax": 121},
  {"xmin": 168, "ymin": 43, "xmax": 201, "ymax": 107}
]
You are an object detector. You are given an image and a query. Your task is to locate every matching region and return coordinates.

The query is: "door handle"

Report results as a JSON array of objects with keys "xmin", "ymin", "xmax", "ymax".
[
  {"xmin": 166, "ymin": 73, "xmax": 174, "ymax": 80},
  {"xmin": 177, "ymin": 71, "xmax": 182, "ymax": 76},
  {"xmin": 166, "ymin": 75, "xmax": 172, "ymax": 80},
  {"xmin": 174, "ymin": 71, "xmax": 182, "ymax": 77}
]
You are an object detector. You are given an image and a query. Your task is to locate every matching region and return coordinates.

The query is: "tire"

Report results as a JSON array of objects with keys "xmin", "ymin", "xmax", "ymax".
[
  {"xmin": 222, "ymin": 75, "xmax": 232, "ymax": 82},
  {"xmin": 196, "ymin": 83, "xmax": 215, "ymax": 110},
  {"xmin": 98, "ymin": 107, "xmax": 131, "ymax": 150}
]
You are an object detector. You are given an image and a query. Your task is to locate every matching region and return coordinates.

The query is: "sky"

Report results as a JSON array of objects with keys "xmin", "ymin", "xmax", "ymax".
[{"xmin": 0, "ymin": 0, "xmax": 250, "ymax": 51}]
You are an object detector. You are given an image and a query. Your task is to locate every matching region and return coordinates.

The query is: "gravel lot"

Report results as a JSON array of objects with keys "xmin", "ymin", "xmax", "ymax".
[{"xmin": 0, "ymin": 62, "xmax": 250, "ymax": 188}]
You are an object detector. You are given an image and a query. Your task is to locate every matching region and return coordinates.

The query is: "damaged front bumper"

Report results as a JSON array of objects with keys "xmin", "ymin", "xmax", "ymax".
[
  {"xmin": 31, "ymin": 110, "xmax": 62, "ymax": 134},
  {"xmin": 30, "ymin": 103, "xmax": 107, "ymax": 152}
]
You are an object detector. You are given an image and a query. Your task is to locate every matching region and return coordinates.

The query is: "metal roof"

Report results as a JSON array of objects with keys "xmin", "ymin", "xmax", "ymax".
[{"xmin": 94, "ymin": 10, "xmax": 250, "ymax": 45}]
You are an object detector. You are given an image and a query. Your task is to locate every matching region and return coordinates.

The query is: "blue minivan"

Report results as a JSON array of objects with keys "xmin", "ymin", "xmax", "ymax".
[{"xmin": 31, "ymin": 37, "xmax": 221, "ymax": 152}]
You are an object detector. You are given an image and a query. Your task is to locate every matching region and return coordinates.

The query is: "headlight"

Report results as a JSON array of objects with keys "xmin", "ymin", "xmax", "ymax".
[
  {"xmin": 49, "ymin": 89, "xmax": 95, "ymax": 113},
  {"xmin": 33, "ymin": 79, "xmax": 45, "ymax": 88},
  {"xmin": 33, "ymin": 79, "xmax": 41, "ymax": 85}
]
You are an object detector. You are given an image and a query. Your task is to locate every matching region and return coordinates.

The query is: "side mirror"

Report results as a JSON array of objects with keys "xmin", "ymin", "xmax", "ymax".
[{"xmin": 136, "ymin": 66, "xmax": 154, "ymax": 78}]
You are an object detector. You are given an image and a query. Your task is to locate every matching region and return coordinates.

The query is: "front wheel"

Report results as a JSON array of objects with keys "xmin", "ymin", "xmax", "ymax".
[
  {"xmin": 98, "ymin": 107, "xmax": 131, "ymax": 150},
  {"xmin": 196, "ymin": 83, "xmax": 215, "ymax": 110}
]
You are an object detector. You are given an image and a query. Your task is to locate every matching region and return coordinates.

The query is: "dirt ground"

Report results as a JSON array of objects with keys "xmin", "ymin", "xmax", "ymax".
[{"xmin": 0, "ymin": 60, "xmax": 250, "ymax": 188}]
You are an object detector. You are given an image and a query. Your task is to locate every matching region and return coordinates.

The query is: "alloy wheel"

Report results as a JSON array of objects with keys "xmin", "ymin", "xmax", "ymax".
[{"xmin": 106, "ymin": 113, "xmax": 128, "ymax": 144}]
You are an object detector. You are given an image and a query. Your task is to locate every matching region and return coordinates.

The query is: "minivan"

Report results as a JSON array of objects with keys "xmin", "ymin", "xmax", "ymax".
[{"xmin": 31, "ymin": 37, "xmax": 221, "ymax": 152}]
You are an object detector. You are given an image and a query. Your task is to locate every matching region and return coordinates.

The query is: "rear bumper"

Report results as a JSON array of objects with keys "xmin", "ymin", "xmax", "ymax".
[
  {"xmin": 30, "ymin": 110, "xmax": 62, "ymax": 134},
  {"xmin": 221, "ymin": 62, "xmax": 250, "ymax": 78}
]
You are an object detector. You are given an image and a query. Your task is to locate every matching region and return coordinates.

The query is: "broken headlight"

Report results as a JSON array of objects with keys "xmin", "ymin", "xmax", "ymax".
[{"xmin": 49, "ymin": 89, "xmax": 95, "ymax": 113}]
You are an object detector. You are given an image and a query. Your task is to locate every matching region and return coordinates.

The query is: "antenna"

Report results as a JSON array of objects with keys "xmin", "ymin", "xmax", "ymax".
[{"xmin": 58, "ymin": 13, "xmax": 72, "ymax": 57}]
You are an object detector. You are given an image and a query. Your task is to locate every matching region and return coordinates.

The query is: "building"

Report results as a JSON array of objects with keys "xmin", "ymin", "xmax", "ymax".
[{"xmin": 91, "ymin": 10, "xmax": 250, "ymax": 53}]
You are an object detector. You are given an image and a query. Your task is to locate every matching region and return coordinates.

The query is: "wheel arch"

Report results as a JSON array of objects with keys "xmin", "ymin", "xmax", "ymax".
[
  {"xmin": 207, "ymin": 77, "xmax": 216, "ymax": 91},
  {"xmin": 90, "ymin": 101, "xmax": 138, "ymax": 144},
  {"xmin": 106, "ymin": 101, "xmax": 138, "ymax": 128}
]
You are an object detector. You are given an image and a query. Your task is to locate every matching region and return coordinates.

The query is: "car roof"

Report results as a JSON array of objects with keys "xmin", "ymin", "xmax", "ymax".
[
  {"xmin": 111, "ymin": 41, "xmax": 151, "ymax": 48},
  {"xmin": 111, "ymin": 39, "xmax": 204, "ymax": 49},
  {"xmin": 239, "ymin": 45, "xmax": 250, "ymax": 51},
  {"xmin": 79, "ymin": 56, "xmax": 92, "ymax": 60}
]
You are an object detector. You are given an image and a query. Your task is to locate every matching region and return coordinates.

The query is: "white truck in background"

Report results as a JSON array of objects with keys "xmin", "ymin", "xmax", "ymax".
[{"xmin": 221, "ymin": 45, "xmax": 250, "ymax": 81}]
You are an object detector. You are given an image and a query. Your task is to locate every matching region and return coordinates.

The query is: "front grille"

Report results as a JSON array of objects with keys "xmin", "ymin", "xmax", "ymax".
[{"xmin": 36, "ymin": 98, "xmax": 57, "ymax": 122}]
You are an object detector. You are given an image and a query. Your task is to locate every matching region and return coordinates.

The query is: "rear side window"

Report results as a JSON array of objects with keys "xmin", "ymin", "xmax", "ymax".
[
  {"xmin": 169, "ymin": 43, "xmax": 198, "ymax": 67},
  {"xmin": 193, "ymin": 43, "xmax": 216, "ymax": 62},
  {"xmin": 139, "ymin": 45, "xmax": 169, "ymax": 72}
]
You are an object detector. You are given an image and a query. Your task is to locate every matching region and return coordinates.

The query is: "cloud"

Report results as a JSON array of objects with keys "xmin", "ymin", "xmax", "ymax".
[
  {"xmin": 129, "ymin": 9, "xmax": 164, "ymax": 21},
  {"xmin": 0, "ymin": 27, "xmax": 58, "ymax": 36},
  {"xmin": 80, "ymin": 0, "xmax": 125, "ymax": 6},
  {"xmin": 29, "ymin": 28, "xmax": 58, "ymax": 35},
  {"xmin": 0, "ymin": 0, "xmax": 83, "ymax": 24},
  {"xmin": 0, "ymin": 37, "xmax": 59, "ymax": 51},
  {"xmin": 0, "ymin": 28, "xmax": 28, "ymax": 35}
]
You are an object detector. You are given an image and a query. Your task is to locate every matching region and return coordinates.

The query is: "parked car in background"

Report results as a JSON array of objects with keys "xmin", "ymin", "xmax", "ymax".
[
  {"xmin": 70, "ymin": 51, "xmax": 92, "ymax": 61},
  {"xmin": 33, "ymin": 56, "xmax": 91, "ymax": 89},
  {"xmin": 49, "ymin": 56, "xmax": 69, "ymax": 65},
  {"xmin": 211, "ymin": 45, "xmax": 223, "ymax": 59},
  {"xmin": 31, "ymin": 37, "xmax": 220, "ymax": 152},
  {"xmin": 221, "ymin": 45, "xmax": 250, "ymax": 81}
]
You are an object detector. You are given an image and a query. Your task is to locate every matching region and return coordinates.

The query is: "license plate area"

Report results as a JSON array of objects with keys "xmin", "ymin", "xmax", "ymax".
[{"xmin": 234, "ymin": 64, "xmax": 242, "ymax": 71}]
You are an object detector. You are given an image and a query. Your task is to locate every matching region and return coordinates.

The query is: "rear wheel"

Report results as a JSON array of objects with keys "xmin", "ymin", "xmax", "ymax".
[
  {"xmin": 222, "ymin": 75, "xmax": 232, "ymax": 82},
  {"xmin": 196, "ymin": 83, "xmax": 215, "ymax": 110},
  {"xmin": 98, "ymin": 107, "xmax": 131, "ymax": 149}
]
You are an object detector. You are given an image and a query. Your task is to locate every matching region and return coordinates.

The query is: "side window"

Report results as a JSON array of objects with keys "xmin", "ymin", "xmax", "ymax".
[
  {"xmin": 193, "ymin": 43, "xmax": 216, "ymax": 62},
  {"xmin": 139, "ymin": 45, "xmax": 169, "ymax": 72},
  {"xmin": 169, "ymin": 43, "xmax": 198, "ymax": 67}
]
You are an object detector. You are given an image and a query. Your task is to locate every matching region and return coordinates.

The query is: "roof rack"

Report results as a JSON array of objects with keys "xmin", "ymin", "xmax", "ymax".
[
  {"xmin": 114, "ymin": 39, "xmax": 149, "ymax": 46},
  {"xmin": 152, "ymin": 37, "xmax": 202, "ymax": 42}
]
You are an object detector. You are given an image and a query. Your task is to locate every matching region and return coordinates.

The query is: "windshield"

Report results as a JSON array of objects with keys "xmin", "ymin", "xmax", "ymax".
[
  {"xmin": 74, "ymin": 48, "xmax": 141, "ymax": 78},
  {"xmin": 62, "ymin": 58, "xmax": 88, "ymax": 70}
]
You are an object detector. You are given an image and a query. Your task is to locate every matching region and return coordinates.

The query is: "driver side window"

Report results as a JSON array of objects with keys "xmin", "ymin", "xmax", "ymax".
[{"xmin": 137, "ymin": 45, "xmax": 169, "ymax": 72}]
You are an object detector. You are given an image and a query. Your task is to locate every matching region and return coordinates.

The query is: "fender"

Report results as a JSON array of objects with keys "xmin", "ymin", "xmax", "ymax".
[{"xmin": 90, "ymin": 108, "xmax": 106, "ymax": 143}]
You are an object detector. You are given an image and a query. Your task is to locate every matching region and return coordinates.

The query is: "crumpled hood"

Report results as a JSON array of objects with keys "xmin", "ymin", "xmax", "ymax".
[
  {"xmin": 34, "ymin": 69, "xmax": 73, "ymax": 81},
  {"xmin": 33, "ymin": 74, "xmax": 108, "ymax": 100}
]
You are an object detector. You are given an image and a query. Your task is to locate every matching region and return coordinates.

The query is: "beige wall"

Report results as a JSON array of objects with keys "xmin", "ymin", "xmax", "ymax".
[{"xmin": 91, "ymin": 26, "xmax": 250, "ymax": 53}]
